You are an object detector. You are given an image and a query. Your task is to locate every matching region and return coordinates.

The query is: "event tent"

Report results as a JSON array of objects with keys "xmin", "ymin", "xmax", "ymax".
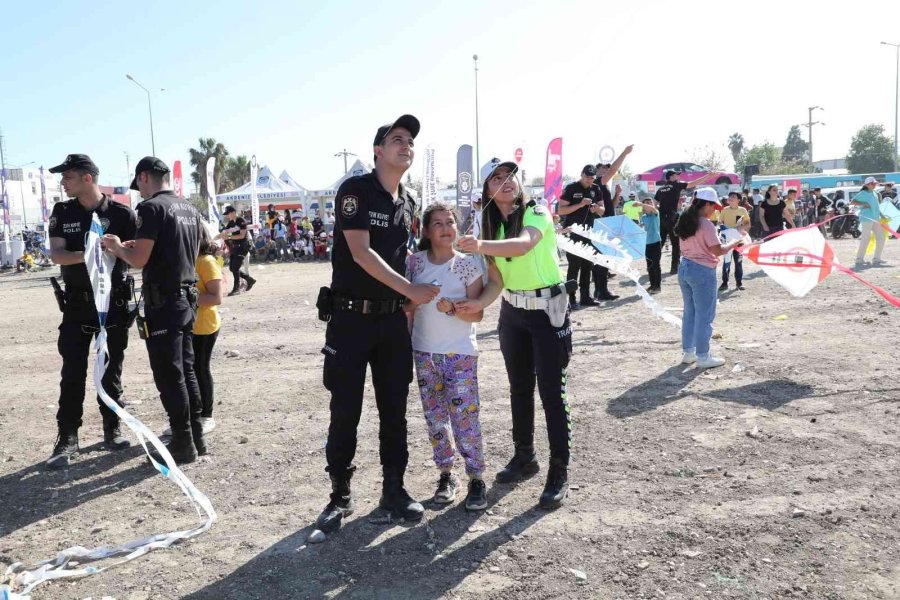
[{"xmin": 216, "ymin": 166, "xmax": 308, "ymax": 214}]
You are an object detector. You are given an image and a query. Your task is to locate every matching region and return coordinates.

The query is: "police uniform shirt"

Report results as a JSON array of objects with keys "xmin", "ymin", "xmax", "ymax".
[
  {"xmin": 560, "ymin": 181, "xmax": 601, "ymax": 228},
  {"xmin": 225, "ymin": 217, "xmax": 250, "ymax": 254},
  {"xmin": 48, "ymin": 195, "xmax": 137, "ymax": 290},
  {"xmin": 135, "ymin": 191, "xmax": 201, "ymax": 289},
  {"xmin": 331, "ymin": 172, "xmax": 414, "ymax": 300},
  {"xmin": 654, "ymin": 181, "xmax": 689, "ymax": 217},
  {"xmin": 596, "ymin": 181, "xmax": 615, "ymax": 217}
]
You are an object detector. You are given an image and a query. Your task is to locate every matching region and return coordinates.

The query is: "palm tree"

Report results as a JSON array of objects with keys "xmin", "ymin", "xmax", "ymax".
[
  {"xmin": 188, "ymin": 138, "xmax": 229, "ymax": 198},
  {"xmin": 727, "ymin": 133, "xmax": 745, "ymax": 166},
  {"xmin": 224, "ymin": 155, "xmax": 250, "ymax": 190}
]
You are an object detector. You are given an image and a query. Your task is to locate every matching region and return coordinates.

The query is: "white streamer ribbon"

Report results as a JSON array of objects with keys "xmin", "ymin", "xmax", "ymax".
[
  {"xmin": 560, "ymin": 224, "xmax": 682, "ymax": 328},
  {"xmin": 1, "ymin": 214, "xmax": 217, "ymax": 599}
]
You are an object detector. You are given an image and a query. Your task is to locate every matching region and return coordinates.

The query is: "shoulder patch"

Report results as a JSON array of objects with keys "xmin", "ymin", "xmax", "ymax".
[
  {"xmin": 49, "ymin": 216, "xmax": 57, "ymax": 230},
  {"xmin": 532, "ymin": 205, "xmax": 547, "ymax": 215},
  {"xmin": 341, "ymin": 195, "xmax": 359, "ymax": 218},
  {"xmin": 135, "ymin": 216, "xmax": 142, "ymax": 229}
]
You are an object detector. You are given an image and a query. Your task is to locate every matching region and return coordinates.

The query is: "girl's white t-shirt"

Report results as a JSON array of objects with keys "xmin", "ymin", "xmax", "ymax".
[{"xmin": 407, "ymin": 250, "xmax": 482, "ymax": 356}]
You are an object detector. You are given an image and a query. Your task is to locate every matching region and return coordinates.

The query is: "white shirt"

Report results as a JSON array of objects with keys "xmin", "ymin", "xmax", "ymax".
[
  {"xmin": 407, "ymin": 250, "xmax": 482, "ymax": 356},
  {"xmin": 752, "ymin": 193, "xmax": 764, "ymax": 206}
]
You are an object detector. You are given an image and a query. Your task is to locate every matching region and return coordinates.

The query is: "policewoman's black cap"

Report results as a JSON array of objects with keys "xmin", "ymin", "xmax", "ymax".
[
  {"xmin": 130, "ymin": 156, "xmax": 170, "ymax": 190},
  {"xmin": 48, "ymin": 154, "xmax": 99, "ymax": 176},
  {"xmin": 373, "ymin": 114, "xmax": 421, "ymax": 146},
  {"xmin": 223, "ymin": 205, "xmax": 236, "ymax": 214},
  {"xmin": 664, "ymin": 169, "xmax": 678, "ymax": 179},
  {"xmin": 581, "ymin": 164, "xmax": 597, "ymax": 177}
]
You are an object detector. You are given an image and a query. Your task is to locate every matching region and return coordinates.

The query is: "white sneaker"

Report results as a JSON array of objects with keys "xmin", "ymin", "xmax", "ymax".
[
  {"xmin": 681, "ymin": 351, "xmax": 697, "ymax": 365},
  {"xmin": 201, "ymin": 417, "xmax": 217, "ymax": 434},
  {"xmin": 697, "ymin": 355, "xmax": 726, "ymax": 369}
]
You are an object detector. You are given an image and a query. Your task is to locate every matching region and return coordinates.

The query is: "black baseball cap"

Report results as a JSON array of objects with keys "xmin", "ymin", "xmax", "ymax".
[
  {"xmin": 664, "ymin": 169, "xmax": 678, "ymax": 179},
  {"xmin": 48, "ymin": 154, "xmax": 99, "ymax": 176},
  {"xmin": 130, "ymin": 156, "xmax": 170, "ymax": 190},
  {"xmin": 223, "ymin": 205, "xmax": 237, "ymax": 215},
  {"xmin": 373, "ymin": 114, "xmax": 421, "ymax": 146},
  {"xmin": 581, "ymin": 164, "xmax": 597, "ymax": 177}
]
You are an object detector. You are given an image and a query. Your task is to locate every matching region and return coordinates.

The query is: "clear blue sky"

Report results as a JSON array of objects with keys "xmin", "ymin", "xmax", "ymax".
[{"xmin": 1, "ymin": 0, "xmax": 898, "ymax": 191}]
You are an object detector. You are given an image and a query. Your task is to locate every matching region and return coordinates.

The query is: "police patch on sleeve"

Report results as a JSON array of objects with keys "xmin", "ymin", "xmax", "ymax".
[
  {"xmin": 341, "ymin": 195, "xmax": 359, "ymax": 218},
  {"xmin": 135, "ymin": 216, "xmax": 142, "ymax": 229},
  {"xmin": 533, "ymin": 205, "xmax": 547, "ymax": 215},
  {"xmin": 49, "ymin": 216, "xmax": 57, "ymax": 230}
]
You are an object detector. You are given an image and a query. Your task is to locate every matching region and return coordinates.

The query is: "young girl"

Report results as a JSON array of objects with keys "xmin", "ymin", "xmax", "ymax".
[
  {"xmin": 406, "ymin": 202, "xmax": 487, "ymax": 511},
  {"xmin": 675, "ymin": 188, "xmax": 747, "ymax": 370},
  {"xmin": 457, "ymin": 161, "xmax": 572, "ymax": 510}
]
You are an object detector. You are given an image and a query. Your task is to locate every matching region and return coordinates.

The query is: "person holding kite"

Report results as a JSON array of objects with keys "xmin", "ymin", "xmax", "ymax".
[
  {"xmin": 851, "ymin": 176, "xmax": 886, "ymax": 267},
  {"xmin": 675, "ymin": 188, "xmax": 747, "ymax": 369}
]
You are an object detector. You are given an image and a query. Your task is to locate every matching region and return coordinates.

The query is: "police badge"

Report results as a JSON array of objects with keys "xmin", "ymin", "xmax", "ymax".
[{"xmin": 341, "ymin": 195, "xmax": 358, "ymax": 218}]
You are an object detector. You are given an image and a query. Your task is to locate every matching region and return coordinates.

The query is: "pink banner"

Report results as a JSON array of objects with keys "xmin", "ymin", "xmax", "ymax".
[
  {"xmin": 173, "ymin": 160, "xmax": 183, "ymax": 197},
  {"xmin": 544, "ymin": 138, "xmax": 563, "ymax": 215}
]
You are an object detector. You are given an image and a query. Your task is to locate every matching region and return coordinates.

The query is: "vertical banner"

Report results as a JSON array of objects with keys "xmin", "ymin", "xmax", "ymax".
[
  {"xmin": 514, "ymin": 147, "xmax": 523, "ymax": 164},
  {"xmin": 250, "ymin": 155, "xmax": 259, "ymax": 230},
  {"xmin": 1, "ymin": 168, "xmax": 9, "ymax": 255},
  {"xmin": 40, "ymin": 166, "xmax": 50, "ymax": 249},
  {"xmin": 422, "ymin": 148, "xmax": 437, "ymax": 215},
  {"xmin": 205, "ymin": 157, "xmax": 220, "ymax": 227},
  {"xmin": 173, "ymin": 160, "xmax": 183, "ymax": 198},
  {"xmin": 456, "ymin": 144, "xmax": 474, "ymax": 228},
  {"xmin": 544, "ymin": 137, "xmax": 563, "ymax": 215}
]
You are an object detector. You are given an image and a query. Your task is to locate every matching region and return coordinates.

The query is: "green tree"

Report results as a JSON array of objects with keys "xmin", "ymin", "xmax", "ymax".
[
  {"xmin": 846, "ymin": 124, "xmax": 895, "ymax": 173},
  {"xmin": 223, "ymin": 155, "xmax": 250, "ymax": 191},
  {"xmin": 690, "ymin": 145, "xmax": 728, "ymax": 171},
  {"xmin": 782, "ymin": 125, "xmax": 809, "ymax": 162},
  {"xmin": 727, "ymin": 133, "xmax": 745, "ymax": 167},
  {"xmin": 188, "ymin": 138, "xmax": 229, "ymax": 198},
  {"xmin": 735, "ymin": 142, "xmax": 781, "ymax": 175}
]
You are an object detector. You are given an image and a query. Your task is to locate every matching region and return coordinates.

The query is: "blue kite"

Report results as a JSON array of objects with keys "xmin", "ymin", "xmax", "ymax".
[{"xmin": 592, "ymin": 215, "xmax": 647, "ymax": 260}]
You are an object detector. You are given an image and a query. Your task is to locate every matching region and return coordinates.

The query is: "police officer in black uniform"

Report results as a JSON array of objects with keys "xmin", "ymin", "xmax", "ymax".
[
  {"xmin": 45, "ymin": 154, "xmax": 137, "ymax": 468},
  {"xmin": 654, "ymin": 168, "xmax": 717, "ymax": 274},
  {"xmin": 222, "ymin": 205, "xmax": 256, "ymax": 296},
  {"xmin": 558, "ymin": 165, "xmax": 603, "ymax": 308},
  {"xmin": 315, "ymin": 114, "xmax": 440, "ymax": 532},
  {"xmin": 103, "ymin": 157, "xmax": 205, "ymax": 464}
]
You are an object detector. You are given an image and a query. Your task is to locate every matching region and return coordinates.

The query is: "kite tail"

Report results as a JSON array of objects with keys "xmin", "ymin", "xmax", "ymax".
[
  {"xmin": 2, "ymin": 331, "xmax": 217, "ymax": 599},
  {"xmin": 557, "ymin": 234, "xmax": 682, "ymax": 328}
]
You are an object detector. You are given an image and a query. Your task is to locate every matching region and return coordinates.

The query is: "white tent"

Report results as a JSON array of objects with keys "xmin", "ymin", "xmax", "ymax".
[
  {"xmin": 279, "ymin": 170, "xmax": 308, "ymax": 193},
  {"xmin": 217, "ymin": 166, "xmax": 305, "ymax": 202}
]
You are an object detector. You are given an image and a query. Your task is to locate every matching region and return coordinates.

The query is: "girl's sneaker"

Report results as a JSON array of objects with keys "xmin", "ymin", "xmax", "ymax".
[
  {"xmin": 681, "ymin": 351, "xmax": 697, "ymax": 365},
  {"xmin": 465, "ymin": 479, "xmax": 488, "ymax": 511},
  {"xmin": 200, "ymin": 417, "xmax": 217, "ymax": 434},
  {"xmin": 697, "ymin": 355, "xmax": 726, "ymax": 369},
  {"xmin": 433, "ymin": 472, "xmax": 458, "ymax": 504}
]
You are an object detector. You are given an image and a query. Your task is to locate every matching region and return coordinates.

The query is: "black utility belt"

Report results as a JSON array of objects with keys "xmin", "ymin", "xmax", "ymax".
[
  {"xmin": 332, "ymin": 294, "xmax": 405, "ymax": 315},
  {"xmin": 142, "ymin": 283, "xmax": 198, "ymax": 309}
]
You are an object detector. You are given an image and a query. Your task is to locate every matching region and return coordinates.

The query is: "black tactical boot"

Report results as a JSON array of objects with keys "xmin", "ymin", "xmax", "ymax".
[
  {"xmin": 538, "ymin": 458, "xmax": 569, "ymax": 510},
  {"xmin": 103, "ymin": 413, "xmax": 131, "ymax": 450},
  {"xmin": 190, "ymin": 417, "xmax": 208, "ymax": 457},
  {"xmin": 495, "ymin": 443, "xmax": 540, "ymax": 484},
  {"xmin": 379, "ymin": 468, "xmax": 424, "ymax": 522},
  {"xmin": 47, "ymin": 427, "xmax": 79, "ymax": 469},
  {"xmin": 316, "ymin": 467, "xmax": 356, "ymax": 533},
  {"xmin": 148, "ymin": 430, "xmax": 197, "ymax": 466}
]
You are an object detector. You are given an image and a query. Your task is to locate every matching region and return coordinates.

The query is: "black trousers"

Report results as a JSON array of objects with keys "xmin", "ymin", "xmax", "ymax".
[
  {"xmin": 57, "ymin": 319, "xmax": 129, "ymax": 431},
  {"xmin": 659, "ymin": 214, "xmax": 681, "ymax": 272},
  {"xmin": 498, "ymin": 300, "xmax": 572, "ymax": 464},
  {"xmin": 722, "ymin": 251, "xmax": 743, "ymax": 285},
  {"xmin": 565, "ymin": 252, "xmax": 592, "ymax": 299},
  {"xmin": 192, "ymin": 330, "xmax": 219, "ymax": 418},
  {"xmin": 592, "ymin": 264, "xmax": 609, "ymax": 295},
  {"xmin": 322, "ymin": 308, "xmax": 412, "ymax": 476},
  {"xmin": 645, "ymin": 241, "xmax": 662, "ymax": 289},
  {"xmin": 144, "ymin": 297, "xmax": 201, "ymax": 437},
  {"xmin": 229, "ymin": 254, "xmax": 252, "ymax": 292}
]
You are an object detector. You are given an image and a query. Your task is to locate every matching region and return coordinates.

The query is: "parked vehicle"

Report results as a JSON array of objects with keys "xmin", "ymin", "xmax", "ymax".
[{"xmin": 636, "ymin": 162, "xmax": 740, "ymax": 186}]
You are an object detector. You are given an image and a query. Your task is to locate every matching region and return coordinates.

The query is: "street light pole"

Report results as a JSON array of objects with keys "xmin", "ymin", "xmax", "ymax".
[
  {"xmin": 473, "ymin": 54, "xmax": 481, "ymax": 184},
  {"xmin": 881, "ymin": 42, "xmax": 900, "ymax": 172},
  {"xmin": 126, "ymin": 74, "xmax": 160, "ymax": 156},
  {"xmin": 807, "ymin": 106, "xmax": 824, "ymax": 167},
  {"xmin": 334, "ymin": 149, "xmax": 357, "ymax": 174}
]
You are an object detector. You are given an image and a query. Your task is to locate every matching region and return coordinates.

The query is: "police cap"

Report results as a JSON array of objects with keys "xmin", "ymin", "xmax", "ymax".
[
  {"xmin": 130, "ymin": 156, "xmax": 170, "ymax": 190},
  {"xmin": 48, "ymin": 154, "xmax": 99, "ymax": 176}
]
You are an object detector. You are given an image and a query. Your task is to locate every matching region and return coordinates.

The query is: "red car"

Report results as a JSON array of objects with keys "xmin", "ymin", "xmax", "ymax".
[{"xmin": 636, "ymin": 162, "xmax": 741, "ymax": 186}]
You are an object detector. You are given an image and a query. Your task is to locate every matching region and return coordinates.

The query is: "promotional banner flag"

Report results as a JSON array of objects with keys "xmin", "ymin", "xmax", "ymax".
[
  {"xmin": 422, "ymin": 148, "xmax": 437, "ymax": 215},
  {"xmin": 514, "ymin": 147, "xmax": 523, "ymax": 164},
  {"xmin": 456, "ymin": 145, "xmax": 474, "ymax": 228},
  {"xmin": 544, "ymin": 138, "xmax": 563, "ymax": 215},
  {"xmin": 205, "ymin": 157, "xmax": 221, "ymax": 226},
  {"xmin": 1, "ymin": 167, "xmax": 9, "ymax": 255},
  {"xmin": 173, "ymin": 160, "xmax": 184, "ymax": 198},
  {"xmin": 250, "ymin": 155, "xmax": 259, "ymax": 230},
  {"xmin": 40, "ymin": 166, "xmax": 50, "ymax": 249}
]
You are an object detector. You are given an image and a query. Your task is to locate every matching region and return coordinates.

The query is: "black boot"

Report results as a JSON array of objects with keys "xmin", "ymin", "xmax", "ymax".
[
  {"xmin": 148, "ymin": 430, "xmax": 197, "ymax": 466},
  {"xmin": 579, "ymin": 295, "xmax": 598, "ymax": 307},
  {"xmin": 245, "ymin": 276, "xmax": 257, "ymax": 292},
  {"xmin": 539, "ymin": 458, "xmax": 568, "ymax": 510},
  {"xmin": 316, "ymin": 467, "xmax": 355, "ymax": 532},
  {"xmin": 47, "ymin": 427, "xmax": 79, "ymax": 469},
  {"xmin": 190, "ymin": 417, "xmax": 208, "ymax": 457},
  {"xmin": 103, "ymin": 413, "xmax": 131, "ymax": 450},
  {"xmin": 495, "ymin": 443, "xmax": 540, "ymax": 483},
  {"xmin": 379, "ymin": 467, "xmax": 424, "ymax": 522},
  {"xmin": 568, "ymin": 293, "xmax": 579, "ymax": 310}
]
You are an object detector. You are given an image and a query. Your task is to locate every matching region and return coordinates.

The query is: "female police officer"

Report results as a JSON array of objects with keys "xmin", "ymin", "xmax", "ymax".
[
  {"xmin": 457, "ymin": 161, "xmax": 573, "ymax": 510},
  {"xmin": 315, "ymin": 115, "xmax": 440, "ymax": 532}
]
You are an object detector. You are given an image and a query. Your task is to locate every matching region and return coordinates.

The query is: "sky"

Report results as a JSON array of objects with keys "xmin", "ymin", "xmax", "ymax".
[{"xmin": 1, "ymin": 0, "xmax": 899, "ymax": 192}]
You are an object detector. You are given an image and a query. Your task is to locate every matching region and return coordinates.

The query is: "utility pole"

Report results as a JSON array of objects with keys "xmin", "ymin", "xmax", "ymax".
[
  {"xmin": 473, "ymin": 54, "xmax": 481, "ymax": 184},
  {"xmin": 124, "ymin": 151, "xmax": 130, "ymax": 185},
  {"xmin": 803, "ymin": 107, "xmax": 824, "ymax": 168},
  {"xmin": 126, "ymin": 74, "xmax": 163, "ymax": 156},
  {"xmin": 334, "ymin": 149, "xmax": 357, "ymax": 174},
  {"xmin": 882, "ymin": 42, "xmax": 900, "ymax": 171}
]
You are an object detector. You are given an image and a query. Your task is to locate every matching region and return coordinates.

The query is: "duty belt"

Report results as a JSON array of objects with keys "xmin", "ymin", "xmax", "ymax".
[
  {"xmin": 502, "ymin": 283, "xmax": 566, "ymax": 311},
  {"xmin": 332, "ymin": 294, "xmax": 405, "ymax": 315}
]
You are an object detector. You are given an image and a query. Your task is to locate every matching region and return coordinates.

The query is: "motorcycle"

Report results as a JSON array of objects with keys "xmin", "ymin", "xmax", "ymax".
[{"xmin": 830, "ymin": 202, "xmax": 861, "ymax": 239}]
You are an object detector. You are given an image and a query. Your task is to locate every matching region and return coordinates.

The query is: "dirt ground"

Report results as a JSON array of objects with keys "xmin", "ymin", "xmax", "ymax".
[{"xmin": 1, "ymin": 237, "xmax": 899, "ymax": 600}]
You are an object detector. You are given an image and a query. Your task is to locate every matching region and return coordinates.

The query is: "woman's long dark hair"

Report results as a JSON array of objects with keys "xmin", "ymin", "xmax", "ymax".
[
  {"xmin": 674, "ymin": 199, "xmax": 714, "ymax": 240},
  {"xmin": 480, "ymin": 174, "xmax": 529, "ymax": 264},
  {"xmin": 765, "ymin": 185, "xmax": 779, "ymax": 201},
  {"xmin": 198, "ymin": 226, "xmax": 218, "ymax": 256},
  {"xmin": 417, "ymin": 201, "xmax": 460, "ymax": 252}
]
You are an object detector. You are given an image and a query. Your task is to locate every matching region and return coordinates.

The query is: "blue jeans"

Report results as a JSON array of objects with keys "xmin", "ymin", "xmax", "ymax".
[{"xmin": 678, "ymin": 258, "xmax": 717, "ymax": 357}]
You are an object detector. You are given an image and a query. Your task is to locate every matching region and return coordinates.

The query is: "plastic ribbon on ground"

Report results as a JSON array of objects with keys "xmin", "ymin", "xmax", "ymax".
[
  {"xmin": 1, "ymin": 214, "xmax": 217, "ymax": 600},
  {"xmin": 740, "ymin": 220, "xmax": 900, "ymax": 308},
  {"xmin": 559, "ymin": 224, "xmax": 682, "ymax": 328}
]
